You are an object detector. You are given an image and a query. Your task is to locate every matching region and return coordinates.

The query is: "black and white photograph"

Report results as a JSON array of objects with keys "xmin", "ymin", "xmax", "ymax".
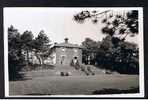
[{"xmin": 4, "ymin": 7, "xmax": 144, "ymax": 97}]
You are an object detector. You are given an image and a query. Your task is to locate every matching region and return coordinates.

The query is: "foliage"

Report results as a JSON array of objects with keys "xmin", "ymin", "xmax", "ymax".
[
  {"xmin": 31, "ymin": 30, "xmax": 51, "ymax": 65},
  {"xmin": 75, "ymin": 10, "xmax": 139, "ymax": 74},
  {"xmin": 74, "ymin": 10, "xmax": 138, "ymax": 41},
  {"xmin": 21, "ymin": 30, "xmax": 34, "ymax": 66},
  {"xmin": 82, "ymin": 38, "xmax": 99, "ymax": 50},
  {"xmin": 81, "ymin": 38, "xmax": 100, "ymax": 65},
  {"xmin": 100, "ymin": 35, "xmax": 113, "ymax": 51},
  {"xmin": 96, "ymin": 36, "xmax": 139, "ymax": 74},
  {"xmin": 74, "ymin": 10, "xmax": 110, "ymax": 24},
  {"xmin": 8, "ymin": 25, "xmax": 52, "ymax": 80},
  {"xmin": 33, "ymin": 30, "xmax": 50, "ymax": 50},
  {"xmin": 101, "ymin": 10, "xmax": 138, "ymax": 41},
  {"xmin": 8, "ymin": 25, "xmax": 26, "ymax": 80}
]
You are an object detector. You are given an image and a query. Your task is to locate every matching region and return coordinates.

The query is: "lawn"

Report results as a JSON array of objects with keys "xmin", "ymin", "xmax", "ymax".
[{"xmin": 9, "ymin": 73, "xmax": 139, "ymax": 95}]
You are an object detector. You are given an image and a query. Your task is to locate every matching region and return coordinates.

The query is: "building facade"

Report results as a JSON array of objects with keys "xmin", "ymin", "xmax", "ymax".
[{"xmin": 50, "ymin": 38, "xmax": 83, "ymax": 66}]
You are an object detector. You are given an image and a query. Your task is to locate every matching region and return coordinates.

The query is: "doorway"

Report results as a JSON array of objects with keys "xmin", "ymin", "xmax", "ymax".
[{"xmin": 60, "ymin": 55, "xmax": 66, "ymax": 65}]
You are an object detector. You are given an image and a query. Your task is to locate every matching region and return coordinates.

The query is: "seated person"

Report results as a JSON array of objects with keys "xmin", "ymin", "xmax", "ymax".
[{"xmin": 71, "ymin": 57, "xmax": 80, "ymax": 70}]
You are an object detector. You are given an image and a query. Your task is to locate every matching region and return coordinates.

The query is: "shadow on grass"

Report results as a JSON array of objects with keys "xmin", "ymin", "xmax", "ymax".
[
  {"xmin": 92, "ymin": 87, "xmax": 139, "ymax": 94},
  {"xmin": 9, "ymin": 72, "xmax": 32, "ymax": 81},
  {"xmin": 29, "ymin": 64, "xmax": 56, "ymax": 71},
  {"xmin": 9, "ymin": 64, "xmax": 56, "ymax": 81}
]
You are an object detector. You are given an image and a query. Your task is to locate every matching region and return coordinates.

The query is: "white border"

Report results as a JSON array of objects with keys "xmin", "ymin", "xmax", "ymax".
[{"xmin": 4, "ymin": 7, "xmax": 144, "ymax": 98}]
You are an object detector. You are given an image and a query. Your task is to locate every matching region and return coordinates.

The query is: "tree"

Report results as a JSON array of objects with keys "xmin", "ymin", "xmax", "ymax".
[
  {"xmin": 100, "ymin": 35, "xmax": 113, "ymax": 51},
  {"xmin": 32, "ymin": 30, "xmax": 51, "ymax": 66},
  {"xmin": 95, "ymin": 35, "xmax": 139, "ymax": 74},
  {"xmin": 74, "ymin": 10, "xmax": 138, "ymax": 41},
  {"xmin": 82, "ymin": 38, "xmax": 101, "ymax": 65},
  {"xmin": 8, "ymin": 25, "xmax": 26, "ymax": 80},
  {"xmin": 74, "ymin": 10, "xmax": 139, "ymax": 74},
  {"xmin": 21, "ymin": 30, "xmax": 34, "ymax": 66},
  {"xmin": 96, "ymin": 35, "xmax": 114, "ymax": 68},
  {"xmin": 82, "ymin": 38, "xmax": 99, "ymax": 50},
  {"xmin": 74, "ymin": 10, "xmax": 111, "ymax": 24},
  {"xmin": 8, "ymin": 25, "xmax": 53, "ymax": 79},
  {"xmin": 102, "ymin": 10, "xmax": 138, "ymax": 42}
]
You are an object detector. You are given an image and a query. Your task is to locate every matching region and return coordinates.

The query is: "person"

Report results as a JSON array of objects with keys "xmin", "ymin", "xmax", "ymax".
[{"xmin": 71, "ymin": 57, "xmax": 80, "ymax": 70}]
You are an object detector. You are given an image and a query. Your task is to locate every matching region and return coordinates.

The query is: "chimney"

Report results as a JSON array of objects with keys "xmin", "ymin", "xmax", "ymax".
[{"xmin": 64, "ymin": 38, "xmax": 68, "ymax": 43}]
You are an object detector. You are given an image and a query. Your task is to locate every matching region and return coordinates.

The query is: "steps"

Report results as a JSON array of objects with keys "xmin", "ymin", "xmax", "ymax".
[
  {"xmin": 54, "ymin": 64, "xmax": 107, "ymax": 76},
  {"xmin": 82, "ymin": 65, "xmax": 119, "ymax": 75},
  {"xmin": 23, "ymin": 64, "xmax": 114, "ymax": 78},
  {"xmin": 79, "ymin": 64, "xmax": 106, "ymax": 75}
]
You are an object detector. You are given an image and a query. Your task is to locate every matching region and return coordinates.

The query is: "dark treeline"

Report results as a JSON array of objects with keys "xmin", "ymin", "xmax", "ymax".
[
  {"xmin": 8, "ymin": 25, "xmax": 51, "ymax": 80},
  {"xmin": 81, "ymin": 36, "xmax": 139, "ymax": 74}
]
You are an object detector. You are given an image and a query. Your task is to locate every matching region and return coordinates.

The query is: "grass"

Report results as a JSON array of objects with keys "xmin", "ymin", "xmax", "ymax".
[{"xmin": 9, "ymin": 74, "xmax": 139, "ymax": 95}]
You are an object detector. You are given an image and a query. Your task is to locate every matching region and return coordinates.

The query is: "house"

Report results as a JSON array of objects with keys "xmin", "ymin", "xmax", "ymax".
[{"xmin": 50, "ymin": 38, "xmax": 83, "ymax": 65}]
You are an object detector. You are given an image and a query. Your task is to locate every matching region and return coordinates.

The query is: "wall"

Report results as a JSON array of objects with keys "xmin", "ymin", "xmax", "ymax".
[{"xmin": 55, "ymin": 47, "xmax": 82, "ymax": 65}]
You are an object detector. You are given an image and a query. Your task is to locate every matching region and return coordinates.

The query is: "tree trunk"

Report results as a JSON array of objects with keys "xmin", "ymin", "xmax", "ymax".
[
  {"xmin": 35, "ymin": 53, "xmax": 42, "ymax": 66},
  {"xmin": 26, "ymin": 50, "xmax": 29, "ymax": 65},
  {"xmin": 41, "ymin": 58, "xmax": 44, "ymax": 65}
]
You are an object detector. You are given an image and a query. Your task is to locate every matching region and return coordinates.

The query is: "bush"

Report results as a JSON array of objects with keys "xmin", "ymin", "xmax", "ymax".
[{"xmin": 80, "ymin": 65, "xmax": 85, "ymax": 71}]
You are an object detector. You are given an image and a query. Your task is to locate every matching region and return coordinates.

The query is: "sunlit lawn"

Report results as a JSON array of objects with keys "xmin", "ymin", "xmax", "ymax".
[{"xmin": 9, "ymin": 72, "xmax": 139, "ymax": 95}]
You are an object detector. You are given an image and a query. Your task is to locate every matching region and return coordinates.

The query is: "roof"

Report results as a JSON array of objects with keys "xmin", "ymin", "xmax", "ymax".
[{"xmin": 53, "ymin": 42, "xmax": 84, "ymax": 49}]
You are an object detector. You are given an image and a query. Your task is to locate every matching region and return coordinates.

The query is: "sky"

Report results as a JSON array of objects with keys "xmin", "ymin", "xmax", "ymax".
[{"xmin": 4, "ymin": 7, "xmax": 140, "ymax": 45}]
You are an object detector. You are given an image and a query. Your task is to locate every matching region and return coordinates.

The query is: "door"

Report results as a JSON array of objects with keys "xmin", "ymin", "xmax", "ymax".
[{"xmin": 60, "ymin": 55, "xmax": 66, "ymax": 65}]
